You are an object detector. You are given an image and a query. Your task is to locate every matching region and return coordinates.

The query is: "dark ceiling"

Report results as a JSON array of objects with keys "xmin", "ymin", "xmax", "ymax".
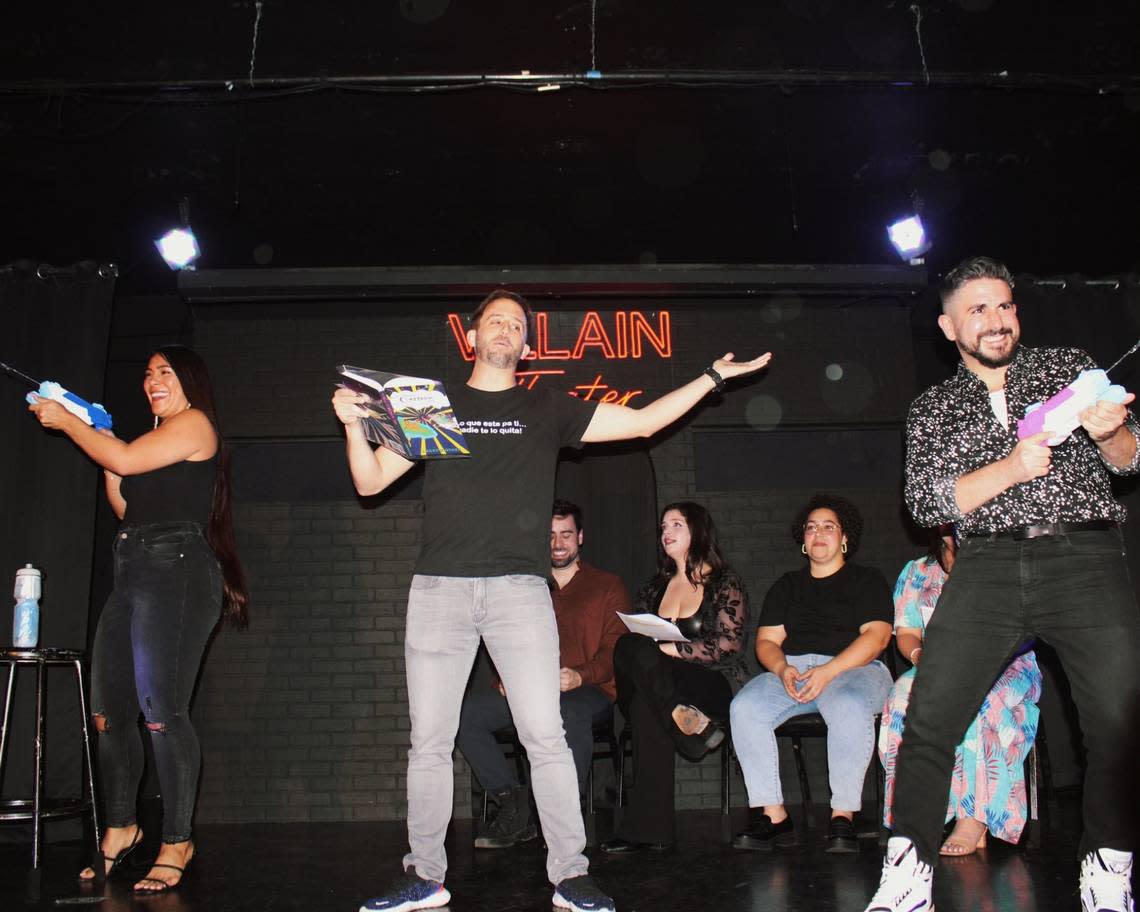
[{"xmin": 3, "ymin": 1, "xmax": 1139, "ymax": 294}]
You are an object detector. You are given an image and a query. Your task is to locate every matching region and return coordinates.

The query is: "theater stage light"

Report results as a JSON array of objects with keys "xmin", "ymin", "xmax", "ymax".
[
  {"xmin": 155, "ymin": 228, "xmax": 201, "ymax": 270},
  {"xmin": 887, "ymin": 215, "xmax": 931, "ymax": 261}
]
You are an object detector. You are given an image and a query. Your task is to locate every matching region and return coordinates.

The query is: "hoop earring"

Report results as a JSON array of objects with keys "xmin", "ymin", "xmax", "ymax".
[
  {"xmin": 801, "ymin": 544, "xmax": 807, "ymax": 555},
  {"xmin": 841, "ymin": 542, "xmax": 848, "ymax": 554},
  {"xmin": 153, "ymin": 415, "xmax": 159, "ymax": 430}
]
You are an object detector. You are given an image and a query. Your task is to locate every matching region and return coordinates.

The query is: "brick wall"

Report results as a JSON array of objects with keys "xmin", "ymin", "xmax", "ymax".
[{"xmin": 189, "ymin": 295, "xmax": 920, "ymax": 823}]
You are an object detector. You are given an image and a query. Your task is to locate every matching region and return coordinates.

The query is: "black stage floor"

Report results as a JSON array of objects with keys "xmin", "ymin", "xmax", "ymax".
[{"xmin": 1, "ymin": 795, "xmax": 1132, "ymax": 911}]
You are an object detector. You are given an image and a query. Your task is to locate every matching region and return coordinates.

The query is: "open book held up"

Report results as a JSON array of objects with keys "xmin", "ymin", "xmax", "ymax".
[
  {"xmin": 336, "ymin": 365, "xmax": 471, "ymax": 460},
  {"xmin": 617, "ymin": 613, "xmax": 690, "ymax": 643}
]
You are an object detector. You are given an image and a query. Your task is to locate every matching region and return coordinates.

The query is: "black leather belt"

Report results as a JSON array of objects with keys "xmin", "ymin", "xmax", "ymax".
[{"xmin": 977, "ymin": 520, "xmax": 1116, "ymax": 541}]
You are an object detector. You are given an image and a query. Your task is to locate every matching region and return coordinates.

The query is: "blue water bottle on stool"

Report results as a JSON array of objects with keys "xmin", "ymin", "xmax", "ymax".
[{"xmin": 13, "ymin": 564, "xmax": 42, "ymax": 648}]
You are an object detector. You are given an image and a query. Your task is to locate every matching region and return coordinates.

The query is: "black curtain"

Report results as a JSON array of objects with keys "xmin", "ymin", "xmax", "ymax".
[
  {"xmin": 0, "ymin": 261, "xmax": 115, "ymax": 840},
  {"xmin": 556, "ymin": 442, "xmax": 659, "ymax": 598}
]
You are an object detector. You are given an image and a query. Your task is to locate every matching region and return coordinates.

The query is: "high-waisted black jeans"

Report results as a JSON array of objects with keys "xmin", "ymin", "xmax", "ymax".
[
  {"xmin": 892, "ymin": 527, "xmax": 1140, "ymax": 865},
  {"xmin": 612, "ymin": 632, "xmax": 733, "ymax": 844},
  {"xmin": 91, "ymin": 522, "xmax": 222, "ymax": 843}
]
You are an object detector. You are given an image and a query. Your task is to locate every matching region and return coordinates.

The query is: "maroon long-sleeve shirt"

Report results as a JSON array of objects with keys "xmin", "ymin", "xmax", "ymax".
[{"xmin": 550, "ymin": 561, "xmax": 630, "ymax": 702}]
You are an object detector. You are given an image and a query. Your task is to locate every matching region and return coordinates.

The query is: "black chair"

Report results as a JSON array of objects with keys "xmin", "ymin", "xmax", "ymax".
[
  {"xmin": 479, "ymin": 708, "xmax": 619, "ymax": 845},
  {"xmin": 770, "ymin": 649, "xmax": 898, "ymax": 831},
  {"xmin": 1021, "ymin": 716, "xmax": 1054, "ymax": 850},
  {"xmin": 771, "ymin": 710, "xmax": 888, "ymax": 831}
]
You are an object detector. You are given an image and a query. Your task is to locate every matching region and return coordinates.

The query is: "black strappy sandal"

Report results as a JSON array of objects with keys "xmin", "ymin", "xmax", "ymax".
[
  {"xmin": 79, "ymin": 826, "xmax": 144, "ymax": 883},
  {"xmin": 133, "ymin": 860, "xmax": 191, "ymax": 894}
]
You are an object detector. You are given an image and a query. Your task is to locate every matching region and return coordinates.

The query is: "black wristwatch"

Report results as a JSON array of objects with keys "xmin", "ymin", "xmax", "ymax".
[{"xmin": 703, "ymin": 365, "xmax": 726, "ymax": 392}]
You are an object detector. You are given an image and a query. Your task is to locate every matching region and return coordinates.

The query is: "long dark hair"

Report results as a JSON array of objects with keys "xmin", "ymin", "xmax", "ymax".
[
  {"xmin": 656, "ymin": 501, "xmax": 726, "ymax": 586},
  {"xmin": 156, "ymin": 345, "xmax": 250, "ymax": 628}
]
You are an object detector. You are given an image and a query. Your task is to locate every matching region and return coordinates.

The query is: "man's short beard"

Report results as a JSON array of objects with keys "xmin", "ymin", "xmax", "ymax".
[
  {"xmin": 551, "ymin": 551, "xmax": 578, "ymax": 569},
  {"xmin": 961, "ymin": 336, "xmax": 1018, "ymax": 370},
  {"xmin": 478, "ymin": 341, "xmax": 523, "ymax": 370}
]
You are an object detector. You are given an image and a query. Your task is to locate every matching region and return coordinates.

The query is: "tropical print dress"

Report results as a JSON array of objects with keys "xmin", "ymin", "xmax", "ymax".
[{"xmin": 878, "ymin": 556, "xmax": 1042, "ymax": 841}]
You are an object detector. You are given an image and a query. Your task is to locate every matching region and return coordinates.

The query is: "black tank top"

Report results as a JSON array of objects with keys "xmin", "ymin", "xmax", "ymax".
[
  {"xmin": 120, "ymin": 457, "xmax": 216, "ymax": 527},
  {"xmin": 675, "ymin": 613, "xmax": 704, "ymax": 640}
]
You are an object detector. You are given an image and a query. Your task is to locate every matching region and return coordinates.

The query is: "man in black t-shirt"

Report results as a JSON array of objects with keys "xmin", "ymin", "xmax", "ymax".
[{"xmin": 332, "ymin": 289, "xmax": 771, "ymax": 912}]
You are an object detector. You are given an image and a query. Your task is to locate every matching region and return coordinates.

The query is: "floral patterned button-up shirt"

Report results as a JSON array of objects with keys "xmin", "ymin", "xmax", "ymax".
[{"xmin": 904, "ymin": 346, "xmax": 1140, "ymax": 535}]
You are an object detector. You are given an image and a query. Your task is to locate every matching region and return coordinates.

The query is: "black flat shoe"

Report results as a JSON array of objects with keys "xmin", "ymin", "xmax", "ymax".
[
  {"xmin": 671, "ymin": 705, "xmax": 726, "ymax": 762},
  {"xmin": 599, "ymin": 837, "xmax": 672, "ymax": 854},
  {"xmin": 732, "ymin": 810, "xmax": 795, "ymax": 852},
  {"xmin": 825, "ymin": 816, "xmax": 859, "ymax": 854}
]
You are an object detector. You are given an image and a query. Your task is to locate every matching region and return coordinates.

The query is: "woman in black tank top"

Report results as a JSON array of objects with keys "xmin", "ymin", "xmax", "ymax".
[
  {"xmin": 30, "ymin": 345, "xmax": 247, "ymax": 892},
  {"xmin": 600, "ymin": 501, "xmax": 748, "ymax": 853}
]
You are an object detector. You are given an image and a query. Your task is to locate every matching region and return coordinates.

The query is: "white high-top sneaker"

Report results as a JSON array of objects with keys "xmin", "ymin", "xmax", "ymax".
[
  {"xmin": 1080, "ymin": 849, "xmax": 1134, "ymax": 912},
  {"xmin": 863, "ymin": 837, "xmax": 935, "ymax": 912}
]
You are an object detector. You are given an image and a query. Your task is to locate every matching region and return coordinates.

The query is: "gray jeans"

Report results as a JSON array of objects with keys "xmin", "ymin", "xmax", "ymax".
[{"xmin": 402, "ymin": 574, "xmax": 589, "ymax": 885}]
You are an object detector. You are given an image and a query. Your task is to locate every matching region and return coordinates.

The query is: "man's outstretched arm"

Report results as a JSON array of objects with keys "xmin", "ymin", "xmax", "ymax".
[{"xmin": 581, "ymin": 351, "xmax": 771, "ymax": 443}]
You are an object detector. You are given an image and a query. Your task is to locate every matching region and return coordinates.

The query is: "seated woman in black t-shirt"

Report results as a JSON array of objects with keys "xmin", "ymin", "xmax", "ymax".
[
  {"xmin": 599, "ymin": 501, "xmax": 748, "ymax": 853},
  {"xmin": 729, "ymin": 493, "xmax": 893, "ymax": 854}
]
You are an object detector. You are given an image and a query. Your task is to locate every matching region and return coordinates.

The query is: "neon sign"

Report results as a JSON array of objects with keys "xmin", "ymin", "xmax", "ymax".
[
  {"xmin": 446, "ymin": 310, "xmax": 672, "ymax": 362},
  {"xmin": 514, "ymin": 370, "xmax": 645, "ymax": 405},
  {"xmin": 447, "ymin": 310, "xmax": 671, "ymax": 406}
]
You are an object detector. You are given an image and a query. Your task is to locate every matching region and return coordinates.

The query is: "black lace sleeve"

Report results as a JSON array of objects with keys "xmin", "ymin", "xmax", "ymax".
[
  {"xmin": 675, "ymin": 568, "xmax": 748, "ymax": 665},
  {"xmin": 632, "ymin": 579, "xmax": 663, "ymax": 615}
]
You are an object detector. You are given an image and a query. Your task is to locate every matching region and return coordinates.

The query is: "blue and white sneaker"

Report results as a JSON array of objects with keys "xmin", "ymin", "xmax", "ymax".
[
  {"xmin": 553, "ymin": 874, "xmax": 616, "ymax": 912},
  {"xmin": 359, "ymin": 867, "xmax": 451, "ymax": 912}
]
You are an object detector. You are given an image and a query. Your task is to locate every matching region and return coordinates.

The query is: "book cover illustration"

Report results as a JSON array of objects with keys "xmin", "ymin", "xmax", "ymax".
[{"xmin": 336, "ymin": 365, "xmax": 470, "ymax": 460}]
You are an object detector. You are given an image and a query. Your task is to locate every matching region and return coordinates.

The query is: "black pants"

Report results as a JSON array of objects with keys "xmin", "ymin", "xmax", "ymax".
[
  {"xmin": 91, "ymin": 523, "xmax": 222, "ymax": 843},
  {"xmin": 892, "ymin": 528, "xmax": 1140, "ymax": 865},
  {"xmin": 612, "ymin": 633, "xmax": 733, "ymax": 844},
  {"xmin": 456, "ymin": 685, "xmax": 613, "ymax": 795}
]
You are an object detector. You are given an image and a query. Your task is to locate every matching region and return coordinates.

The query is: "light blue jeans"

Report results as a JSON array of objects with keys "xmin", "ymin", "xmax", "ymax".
[
  {"xmin": 402, "ymin": 574, "xmax": 588, "ymax": 885},
  {"xmin": 729, "ymin": 653, "xmax": 892, "ymax": 812}
]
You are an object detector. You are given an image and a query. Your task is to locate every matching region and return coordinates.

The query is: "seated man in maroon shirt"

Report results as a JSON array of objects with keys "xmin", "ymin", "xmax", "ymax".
[{"xmin": 457, "ymin": 498, "xmax": 629, "ymax": 848}]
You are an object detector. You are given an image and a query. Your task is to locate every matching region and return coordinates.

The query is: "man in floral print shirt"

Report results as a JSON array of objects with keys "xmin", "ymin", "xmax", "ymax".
[{"xmin": 863, "ymin": 256, "xmax": 1139, "ymax": 912}]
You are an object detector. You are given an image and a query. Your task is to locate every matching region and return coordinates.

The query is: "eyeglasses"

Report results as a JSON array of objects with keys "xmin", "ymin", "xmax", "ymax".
[{"xmin": 804, "ymin": 521, "xmax": 840, "ymax": 535}]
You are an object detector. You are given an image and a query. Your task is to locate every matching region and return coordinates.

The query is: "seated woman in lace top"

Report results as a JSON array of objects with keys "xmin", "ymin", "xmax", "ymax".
[{"xmin": 599, "ymin": 501, "xmax": 748, "ymax": 853}]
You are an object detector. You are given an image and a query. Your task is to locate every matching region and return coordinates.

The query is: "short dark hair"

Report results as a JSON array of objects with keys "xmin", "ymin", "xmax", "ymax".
[
  {"xmin": 471, "ymin": 289, "xmax": 535, "ymax": 344},
  {"xmin": 790, "ymin": 493, "xmax": 864, "ymax": 557},
  {"xmin": 552, "ymin": 498, "xmax": 583, "ymax": 532},
  {"xmin": 940, "ymin": 256, "xmax": 1015, "ymax": 311},
  {"xmin": 656, "ymin": 500, "xmax": 726, "ymax": 585}
]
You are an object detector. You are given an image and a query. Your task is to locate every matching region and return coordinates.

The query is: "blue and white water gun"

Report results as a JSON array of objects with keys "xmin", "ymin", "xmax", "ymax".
[
  {"xmin": 1017, "ymin": 340, "xmax": 1139, "ymax": 446},
  {"xmin": 2, "ymin": 360, "xmax": 114, "ymax": 430}
]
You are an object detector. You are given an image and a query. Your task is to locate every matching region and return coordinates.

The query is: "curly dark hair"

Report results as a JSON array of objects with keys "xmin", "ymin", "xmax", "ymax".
[{"xmin": 790, "ymin": 493, "xmax": 863, "ymax": 557}]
